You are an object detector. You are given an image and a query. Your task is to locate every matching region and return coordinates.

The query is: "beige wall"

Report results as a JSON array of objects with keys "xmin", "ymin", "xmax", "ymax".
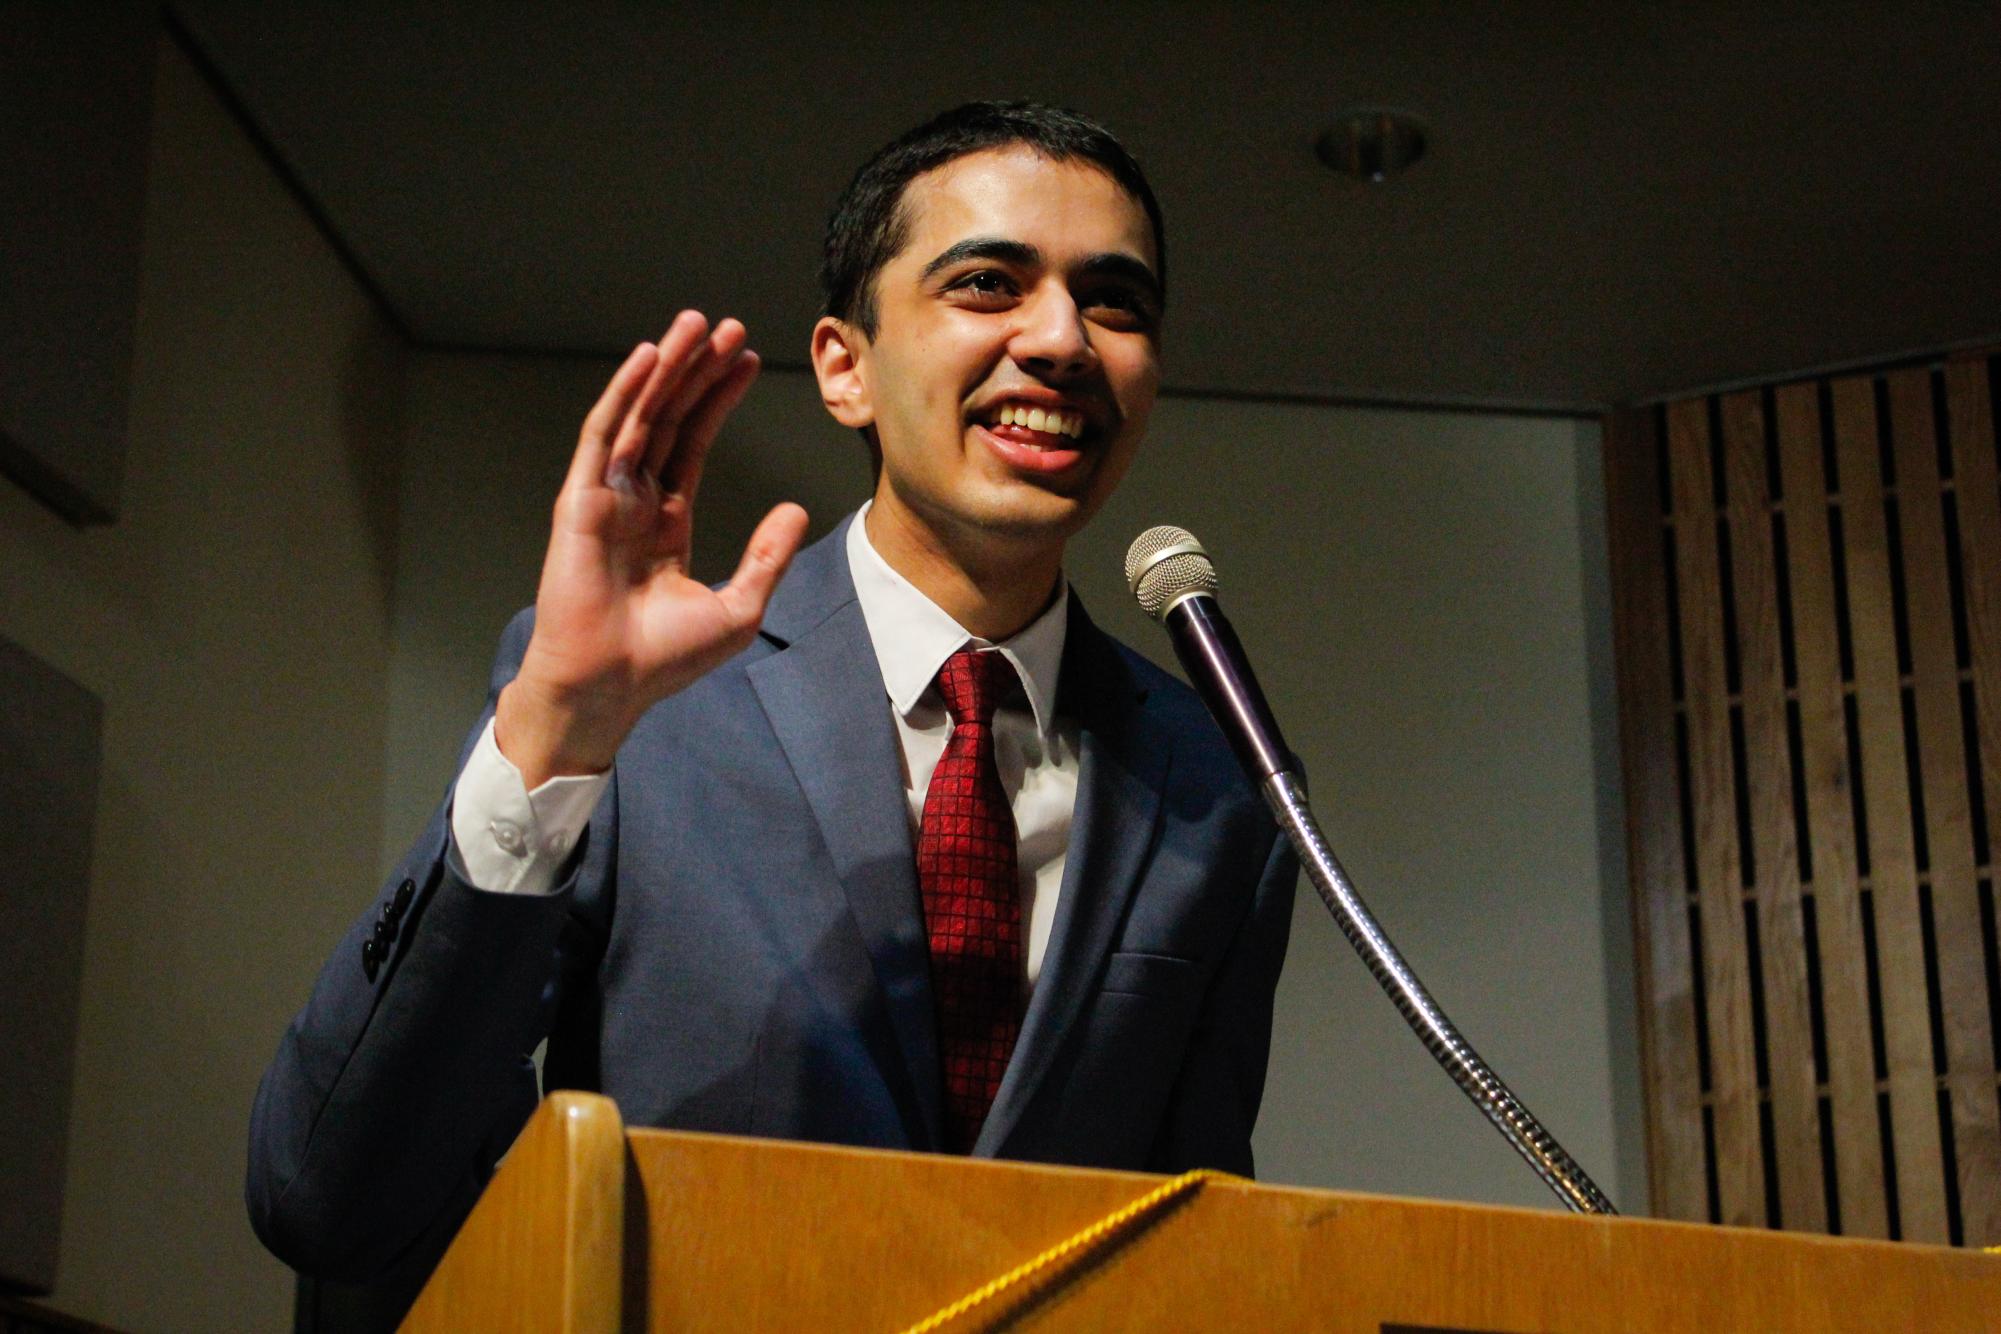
[
  {"xmin": 0, "ymin": 43, "xmax": 405, "ymax": 1332},
  {"xmin": 388, "ymin": 356, "xmax": 1647, "ymax": 1214}
]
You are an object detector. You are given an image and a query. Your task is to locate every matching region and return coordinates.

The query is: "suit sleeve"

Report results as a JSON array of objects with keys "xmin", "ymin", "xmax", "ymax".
[
  {"xmin": 245, "ymin": 608, "xmax": 614, "ymax": 1283},
  {"xmin": 1147, "ymin": 820, "xmax": 1299, "ymax": 1177}
]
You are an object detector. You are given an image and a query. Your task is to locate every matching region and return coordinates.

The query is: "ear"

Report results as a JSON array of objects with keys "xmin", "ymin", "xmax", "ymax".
[{"xmin": 810, "ymin": 316, "xmax": 874, "ymax": 430}]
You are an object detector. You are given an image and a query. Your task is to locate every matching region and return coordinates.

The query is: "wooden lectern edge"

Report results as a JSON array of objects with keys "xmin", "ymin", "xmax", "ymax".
[
  {"xmin": 550, "ymin": 1093, "xmax": 626, "ymax": 1330},
  {"xmin": 616, "ymin": 1113, "xmax": 2001, "ymax": 1330},
  {"xmin": 411, "ymin": 1094, "xmax": 2001, "ymax": 1332},
  {"xmin": 622, "ymin": 1118, "xmax": 1992, "ymax": 1264},
  {"xmin": 400, "ymin": 1091, "xmax": 626, "ymax": 1333}
]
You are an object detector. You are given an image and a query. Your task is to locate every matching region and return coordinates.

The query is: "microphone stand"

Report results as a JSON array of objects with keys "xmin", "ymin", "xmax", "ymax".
[
  {"xmin": 1167, "ymin": 591, "xmax": 1618, "ymax": 1216},
  {"xmin": 1261, "ymin": 769, "xmax": 1618, "ymax": 1215}
]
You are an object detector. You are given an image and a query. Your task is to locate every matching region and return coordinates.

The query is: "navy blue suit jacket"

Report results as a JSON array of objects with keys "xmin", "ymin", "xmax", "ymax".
[{"xmin": 247, "ymin": 517, "xmax": 1297, "ymax": 1282}]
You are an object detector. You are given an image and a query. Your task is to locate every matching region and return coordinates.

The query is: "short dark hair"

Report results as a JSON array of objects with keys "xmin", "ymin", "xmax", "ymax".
[{"xmin": 820, "ymin": 101, "xmax": 1166, "ymax": 337}]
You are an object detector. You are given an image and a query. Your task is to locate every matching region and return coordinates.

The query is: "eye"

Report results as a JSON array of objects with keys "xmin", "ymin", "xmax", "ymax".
[
  {"xmin": 1081, "ymin": 286, "xmax": 1158, "ymax": 331},
  {"xmin": 946, "ymin": 270, "xmax": 1019, "ymax": 305}
]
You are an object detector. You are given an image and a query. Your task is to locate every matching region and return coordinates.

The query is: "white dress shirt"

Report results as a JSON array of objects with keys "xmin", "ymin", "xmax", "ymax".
[{"xmin": 449, "ymin": 505, "xmax": 1080, "ymax": 986}]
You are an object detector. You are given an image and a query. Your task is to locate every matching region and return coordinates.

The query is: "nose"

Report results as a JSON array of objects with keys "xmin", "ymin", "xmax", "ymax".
[{"xmin": 1008, "ymin": 283, "xmax": 1098, "ymax": 380}]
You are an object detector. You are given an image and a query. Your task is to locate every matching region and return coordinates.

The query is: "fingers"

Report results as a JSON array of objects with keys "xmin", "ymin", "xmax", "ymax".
[
  {"xmin": 606, "ymin": 311, "xmax": 713, "ymax": 490},
  {"xmin": 569, "ymin": 342, "xmax": 658, "ymax": 492},
  {"xmin": 573, "ymin": 313, "xmax": 758, "ymax": 501},
  {"xmin": 639, "ymin": 318, "xmax": 751, "ymax": 484},
  {"xmin": 715, "ymin": 503, "xmax": 810, "ymax": 633},
  {"xmin": 658, "ymin": 350, "xmax": 761, "ymax": 504}
]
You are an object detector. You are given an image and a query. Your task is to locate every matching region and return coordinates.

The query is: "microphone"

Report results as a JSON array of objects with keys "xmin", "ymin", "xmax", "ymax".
[
  {"xmin": 1122, "ymin": 524, "xmax": 1619, "ymax": 1217},
  {"xmin": 1123, "ymin": 526, "xmax": 1291, "ymax": 786}
]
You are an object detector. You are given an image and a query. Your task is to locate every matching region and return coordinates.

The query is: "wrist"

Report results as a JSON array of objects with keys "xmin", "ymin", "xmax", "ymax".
[{"xmin": 495, "ymin": 675, "xmax": 629, "ymax": 788}]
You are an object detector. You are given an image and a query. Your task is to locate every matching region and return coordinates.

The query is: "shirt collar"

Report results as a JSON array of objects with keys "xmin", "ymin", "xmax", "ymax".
[{"xmin": 845, "ymin": 501, "xmax": 1068, "ymax": 737}]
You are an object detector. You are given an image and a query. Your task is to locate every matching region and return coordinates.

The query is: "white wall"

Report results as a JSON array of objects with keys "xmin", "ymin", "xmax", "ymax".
[
  {"xmin": 386, "ymin": 355, "xmax": 1647, "ymax": 1214},
  {"xmin": 1078, "ymin": 400, "xmax": 1644, "ymax": 1210},
  {"xmin": 0, "ymin": 42, "xmax": 405, "ymax": 1332}
]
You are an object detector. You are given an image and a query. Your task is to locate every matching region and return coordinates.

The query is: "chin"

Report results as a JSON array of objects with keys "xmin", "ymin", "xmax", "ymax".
[{"xmin": 966, "ymin": 487, "xmax": 1100, "ymax": 545}]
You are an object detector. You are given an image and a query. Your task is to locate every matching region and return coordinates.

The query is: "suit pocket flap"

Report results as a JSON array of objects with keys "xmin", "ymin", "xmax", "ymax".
[{"xmin": 1098, "ymin": 950, "xmax": 1199, "ymax": 997}]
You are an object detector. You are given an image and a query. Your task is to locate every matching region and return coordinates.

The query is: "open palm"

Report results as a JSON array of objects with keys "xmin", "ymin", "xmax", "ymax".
[{"xmin": 498, "ymin": 311, "xmax": 809, "ymax": 786}]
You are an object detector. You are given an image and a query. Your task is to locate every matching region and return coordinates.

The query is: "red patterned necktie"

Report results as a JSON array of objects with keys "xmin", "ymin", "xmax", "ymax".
[{"xmin": 917, "ymin": 646, "xmax": 1025, "ymax": 1153}]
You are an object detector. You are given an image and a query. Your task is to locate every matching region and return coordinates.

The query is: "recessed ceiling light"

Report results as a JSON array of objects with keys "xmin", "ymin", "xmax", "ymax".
[{"xmin": 1315, "ymin": 108, "xmax": 1428, "ymax": 182}]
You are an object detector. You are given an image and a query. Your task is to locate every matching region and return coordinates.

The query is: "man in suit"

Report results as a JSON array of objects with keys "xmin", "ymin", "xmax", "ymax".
[{"xmin": 248, "ymin": 102, "xmax": 1298, "ymax": 1286}]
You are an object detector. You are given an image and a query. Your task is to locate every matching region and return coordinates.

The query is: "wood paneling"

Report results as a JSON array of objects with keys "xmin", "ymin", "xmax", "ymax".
[
  {"xmin": 1887, "ymin": 368, "xmax": 2001, "ymax": 1242},
  {"xmin": 1773, "ymin": 382, "xmax": 1887, "ymax": 1237},
  {"xmin": 1607, "ymin": 351, "xmax": 2001, "ymax": 1247},
  {"xmin": 1719, "ymin": 388, "xmax": 1825, "ymax": 1232},
  {"xmin": 1829, "ymin": 373, "xmax": 1948, "ymax": 1242},
  {"xmin": 1665, "ymin": 398, "xmax": 1764, "ymax": 1226},
  {"xmin": 1604, "ymin": 408, "xmax": 1705, "ymax": 1222}
]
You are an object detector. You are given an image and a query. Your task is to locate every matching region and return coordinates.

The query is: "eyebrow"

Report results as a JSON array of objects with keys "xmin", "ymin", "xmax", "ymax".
[
  {"xmin": 919, "ymin": 236, "xmax": 1040, "ymax": 280},
  {"xmin": 919, "ymin": 236, "xmax": 1164, "ymax": 307}
]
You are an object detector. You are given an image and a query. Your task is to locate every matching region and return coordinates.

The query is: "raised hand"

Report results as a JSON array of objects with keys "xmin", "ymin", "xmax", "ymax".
[{"xmin": 495, "ymin": 311, "xmax": 810, "ymax": 787}]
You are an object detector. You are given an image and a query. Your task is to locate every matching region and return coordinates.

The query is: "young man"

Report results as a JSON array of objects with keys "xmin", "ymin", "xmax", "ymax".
[{"xmin": 249, "ymin": 103, "xmax": 1297, "ymax": 1285}]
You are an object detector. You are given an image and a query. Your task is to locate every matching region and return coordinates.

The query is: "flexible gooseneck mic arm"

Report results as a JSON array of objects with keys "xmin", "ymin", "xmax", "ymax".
[{"xmin": 1125, "ymin": 525, "xmax": 1617, "ymax": 1216}]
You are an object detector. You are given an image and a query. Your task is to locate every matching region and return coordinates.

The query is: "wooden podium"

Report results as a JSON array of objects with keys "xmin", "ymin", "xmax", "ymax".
[{"xmin": 402, "ymin": 1093, "xmax": 2000, "ymax": 1331}]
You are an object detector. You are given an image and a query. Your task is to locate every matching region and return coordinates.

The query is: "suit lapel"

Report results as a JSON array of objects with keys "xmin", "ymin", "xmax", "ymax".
[
  {"xmin": 747, "ymin": 518, "xmax": 945, "ymax": 1149},
  {"xmin": 975, "ymin": 598, "xmax": 1173, "ymax": 1156}
]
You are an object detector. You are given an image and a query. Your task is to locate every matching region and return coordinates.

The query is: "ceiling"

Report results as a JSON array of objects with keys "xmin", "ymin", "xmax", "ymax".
[{"xmin": 170, "ymin": 1, "xmax": 2001, "ymax": 413}]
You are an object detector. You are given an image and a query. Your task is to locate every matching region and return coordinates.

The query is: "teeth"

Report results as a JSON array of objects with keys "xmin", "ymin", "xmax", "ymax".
[{"xmin": 992, "ymin": 403, "xmax": 1084, "ymax": 439}]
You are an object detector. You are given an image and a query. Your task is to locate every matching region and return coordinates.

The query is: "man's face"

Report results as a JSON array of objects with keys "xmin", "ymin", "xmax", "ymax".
[{"xmin": 848, "ymin": 147, "xmax": 1163, "ymax": 559}]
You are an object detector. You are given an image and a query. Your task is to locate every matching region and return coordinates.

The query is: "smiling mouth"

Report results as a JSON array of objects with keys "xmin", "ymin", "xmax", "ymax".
[{"xmin": 979, "ymin": 400, "xmax": 1092, "ymax": 451}]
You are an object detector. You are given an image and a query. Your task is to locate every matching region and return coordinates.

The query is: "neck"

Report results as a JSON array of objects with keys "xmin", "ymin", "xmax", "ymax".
[{"xmin": 864, "ymin": 494, "xmax": 1064, "ymax": 642}]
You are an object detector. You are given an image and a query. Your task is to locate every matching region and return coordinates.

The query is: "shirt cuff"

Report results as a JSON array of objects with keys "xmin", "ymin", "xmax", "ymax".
[{"xmin": 448, "ymin": 717, "xmax": 610, "ymax": 895}]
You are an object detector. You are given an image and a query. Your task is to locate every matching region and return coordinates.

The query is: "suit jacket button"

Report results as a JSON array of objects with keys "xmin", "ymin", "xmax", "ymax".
[
  {"xmin": 372, "ymin": 918, "xmax": 395, "ymax": 946},
  {"xmin": 392, "ymin": 879, "xmax": 414, "ymax": 916},
  {"xmin": 361, "ymin": 938, "xmax": 380, "ymax": 979}
]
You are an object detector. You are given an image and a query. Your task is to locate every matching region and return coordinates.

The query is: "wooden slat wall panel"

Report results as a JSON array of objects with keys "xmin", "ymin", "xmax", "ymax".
[
  {"xmin": 1719, "ymin": 389, "xmax": 1826, "ymax": 1232},
  {"xmin": 1773, "ymin": 383, "xmax": 1888, "ymax": 1237},
  {"xmin": 1948, "ymin": 359, "xmax": 2001, "ymax": 894},
  {"xmin": 1829, "ymin": 374, "xmax": 1950, "ymax": 1243},
  {"xmin": 1607, "ymin": 350, "xmax": 2001, "ymax": 1247},
  {"xmin": 1944, "ymin": 364, "xmax": 2001, "ymax": 1238},
  {"xmin": 1665, "ymin": 399, "xmax": 1765, "ymax": 1227},
  {"xmin": 1886, "ymin": 370, "xmax": 2001, "ymax": 1242},
  {"xmin": 1948, "ymin": 362, "xmax": 2001, "ymax": 932},
  {"xmin": 1604, "ymin": 408, "xmax": 1705, "ymax": 1222}
]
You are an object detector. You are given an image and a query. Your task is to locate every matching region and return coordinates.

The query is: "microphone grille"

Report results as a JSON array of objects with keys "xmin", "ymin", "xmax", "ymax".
[{"xmin": 1125, "ymin": 525, "xmax": 1217, "ymax": 621}]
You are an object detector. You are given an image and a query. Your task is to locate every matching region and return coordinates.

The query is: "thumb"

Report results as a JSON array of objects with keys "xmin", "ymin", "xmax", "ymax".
[{"xmin": 715, "ymin": 503, "xmax": 810, "ymax": 632}]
